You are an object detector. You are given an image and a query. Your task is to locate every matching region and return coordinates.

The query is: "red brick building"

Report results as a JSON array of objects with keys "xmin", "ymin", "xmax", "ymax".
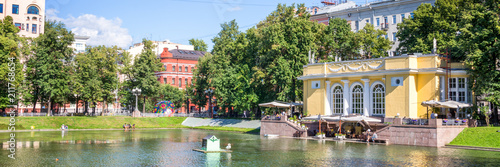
[{"xmin": 156, "ymin": 48, "xmax": 205, "ymax": 113}]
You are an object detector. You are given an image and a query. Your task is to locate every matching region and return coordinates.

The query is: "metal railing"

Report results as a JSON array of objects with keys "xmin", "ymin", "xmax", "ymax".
[
  {"xmin": 262, "ymin": 115, "xmax": 282, "ymax": 120},
  {"xmin": 16, "ymin": 112, "xmax": 48, "ymax": 117},
  {"xmin": 442, "ymin": 119, "xmax": 467, "ymax": 126},
  {"xmin": 402, "ymin": 118, "xmax": 429, "ymax": 125}
]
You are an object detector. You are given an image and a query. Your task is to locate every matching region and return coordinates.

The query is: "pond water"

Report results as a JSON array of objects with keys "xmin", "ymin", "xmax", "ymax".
[{"xmin": 1, "ymin": 129, "xmax": 499, "ymax": 166}]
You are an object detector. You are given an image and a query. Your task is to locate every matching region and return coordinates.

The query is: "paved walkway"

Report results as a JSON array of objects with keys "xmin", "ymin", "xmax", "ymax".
[{"xmin": 182, "ymin": 117, "xmax": 261, "ymax": 129}]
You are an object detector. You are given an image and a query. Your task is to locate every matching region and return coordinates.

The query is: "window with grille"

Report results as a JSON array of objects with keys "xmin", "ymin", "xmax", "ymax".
[
  {"xmin": 351, "ymin": 85, "xmax": 363, "ymax": 114},
  {"xmin": 449, "ymin": 78, "xmax": 456, "ymax": 88},
  {"xmin": 448, "ymin": 77, "xmax": 467, "ymax": 102},
  {"xmin": 458, "ymin": 78, "xmax": 465, "ymax": 88},
  {"xmin": 372, "ymin": 84, "xmax": 385, "ymax": 115},
  {"xmin": 458, "ymin": 91, "xmax": 465, "ymax": 102},
  {"xmin": 332, "ymin": 85, "xmax": 343, "ymax": 114},
  {"xmin": 449, "ymin": 92, "xmax": 457, "ymax": 101}
]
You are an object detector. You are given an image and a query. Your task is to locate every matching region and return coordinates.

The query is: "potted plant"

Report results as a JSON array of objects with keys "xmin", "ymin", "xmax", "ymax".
[
  {"xmin": 443, "ymin": 119, "xmax": 448, "ymax": 123},
  {"xmin": 335, "ymin": 133, "xmax": 346, "ymax": 140},
  {"xmin": 315, "ymin": 132, "xmax": 325, "ymax": 138}
]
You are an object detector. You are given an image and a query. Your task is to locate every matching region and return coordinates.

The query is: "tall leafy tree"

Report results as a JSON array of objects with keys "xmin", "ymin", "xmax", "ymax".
[
  {"xmin": 117, "ymin": 51, "xmax": 136, "ymax": 111},
  {"xmin": 0, "ymin": 16, "xmax": 23, "ymax": 111},
  {"xmin": 133, "ymin": 39, "xmax": 163, "ymax": 113},
  {"xmin": 191, "ymin": 53, "xmax": 211, "ymax": 113},
  {"xmin": 458, "ymin": 0, "xmax": 500, "ymax": 123},
  {"xmin": 321, "ymin": 18, "xmax": 359, "ymax": 61},
  {"xmin": 160, "ymin": 84, "xmax": 185, "ymax": 110},
  {"xmin": 188, "ymin": 38, "xmax": 208, "ymax": 52},
  {"xmin": 26, "ymin": 21, "xmax": 74, "ymax": 115},
  {"xmin": 73, "ymin": 46, "xmax": 119, "ymax": 114},
  {"xmin": 358, "ymin": 23, "xmax": 392, "ymax": 59},
  {"xmin": 257, "ymin": 4, "xmax": 320, "ymax": 104},
  {"xmin": 397, "ymin": 0, "xmax": 460, "ymax": 57}
]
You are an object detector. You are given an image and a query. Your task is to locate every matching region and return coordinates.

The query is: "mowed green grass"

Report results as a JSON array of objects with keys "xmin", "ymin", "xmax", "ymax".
[
  {"xmin": 0, "ymin": 116, "xmax": 187, "ymax": 130},
  {"xmin": 449, "ymin": 127, "xmax": 500, "ymax": 148}
]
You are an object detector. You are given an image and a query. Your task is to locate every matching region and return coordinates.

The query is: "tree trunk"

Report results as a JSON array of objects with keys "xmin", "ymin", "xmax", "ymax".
[
  {"xmin": 63, "ymin": 99, "xmax": 66, "ymax": 115},
  {"xmin": 493, "ymin": 104, "xmax": 499, "ymax": 126},
  {"xmin": 102, "ymin": 96, "xmax": 106, "ymax": 114},
  {"xmin": 76, "ymin": 95, "xmax": 79, "ymax": 113},
  {"xmin": 84, "ymin": 101, "xmax": 88, "ymax": 114},
  {"xmin": 48, "ymin": 96, "xmax": 52, "ymax": 116},
  {"xmin": 32, "ymin": 87, "xmax": 38, "ymax": 113},
  {"xmin": 143, "ymin": 96, "xmax": 146, "ymax": 113}
]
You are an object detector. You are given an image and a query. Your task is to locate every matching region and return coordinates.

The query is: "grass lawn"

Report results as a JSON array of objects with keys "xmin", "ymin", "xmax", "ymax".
[
  {"xmin": 0, "ymin": 116, "xmax": 260, "ymax": 134},
  {"xmin": 0, "ymin": 116, "xmax": 187, "ymax": 130},
  {"xmin": 449, "ymin": 127, "xmax": 500, "ymax": 148}
]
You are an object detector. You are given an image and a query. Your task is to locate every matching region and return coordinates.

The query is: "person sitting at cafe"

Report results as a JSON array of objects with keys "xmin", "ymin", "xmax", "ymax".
[{"xmin": 371, "ymin": 132, "xmax": 378, "ymax": 142}]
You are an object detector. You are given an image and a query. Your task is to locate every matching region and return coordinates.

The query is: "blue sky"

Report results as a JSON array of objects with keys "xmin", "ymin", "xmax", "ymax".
[{"xmin": 46, "ymin": 0, "xmax": 376, "ymax": 50}]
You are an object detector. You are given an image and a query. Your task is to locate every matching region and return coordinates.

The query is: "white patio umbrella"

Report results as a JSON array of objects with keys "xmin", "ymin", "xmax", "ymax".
[
  {"xmin": 421, "ymin": 100, "xmax": 472, "ymax": 119},
  {"xmin": 258, "ymin": 102, "xmax": 291, "ymax": 108}
]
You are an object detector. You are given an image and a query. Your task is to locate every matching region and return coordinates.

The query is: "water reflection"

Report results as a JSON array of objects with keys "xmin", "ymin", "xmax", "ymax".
[{"xmin": 0, "ymin": 129, "xmax": 499, "ymax": 166}]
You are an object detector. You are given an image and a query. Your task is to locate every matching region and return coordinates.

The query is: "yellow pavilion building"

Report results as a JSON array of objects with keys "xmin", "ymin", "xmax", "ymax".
[{"xmin": 298, "ymin": 54, "xmax": 471, "ymax": 118}]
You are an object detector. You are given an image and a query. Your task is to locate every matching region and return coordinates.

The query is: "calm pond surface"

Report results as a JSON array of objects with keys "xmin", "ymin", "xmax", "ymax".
[{"xmin": 1, "ymin": 129, "xmax": 499, "ymax": 166}]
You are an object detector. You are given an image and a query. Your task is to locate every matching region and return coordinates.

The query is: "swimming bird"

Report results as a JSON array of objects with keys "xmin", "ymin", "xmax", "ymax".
[{"xmin": 226, "ymin": 143, "xmax": 231, "ymax": 150}]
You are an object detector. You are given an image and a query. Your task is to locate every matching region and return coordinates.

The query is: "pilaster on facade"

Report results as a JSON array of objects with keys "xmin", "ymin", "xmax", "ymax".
[
  {"xmin": 325, "ymin": 81, "xmax": 331, "ymax": 115},
  {"xmin": 341, "ymin": 80, "xmax": 350, "ymax": 116},
  {"xmin": 361, "ymin": 79, "xmax": 370, "ymax": 116}
]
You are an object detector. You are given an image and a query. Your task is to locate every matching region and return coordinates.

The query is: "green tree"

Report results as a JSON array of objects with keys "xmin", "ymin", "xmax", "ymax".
[
  {"xmin": 73, "ymin": 46, "xmax": 119, "ymax": 114},
  {"xmin": 188, "ymin": 38, "xmax": 208, "ymax": 52},
  {"xmin": 397, "ymin": 0, "xmax": 460, "ymax": 57},
  {"xmin": 133, "ymin": 39, "xmax": 163, "ymax": 113},
  {"xmin": 117, "ymin": 51, "xmax": 135, "ymax": 111},
  {"xmin": 458, "ymin": 0, "xmax": 500, "ymax": 124},
  {"xmin": 191, "ymin": 52, "xmax": 211, "ymax": 114},
  {"xmin": 257, "ymin": 4, "xmax": 320, "ymax": 104},
  {"xmin": 160, "ymin": 84, "xmax": 185, "ymax": 110},
  {"xmin": 0, "ymin": 16, "xmax": 23, "ymax": 111},
  {"xmin": 26, "ymin": 21, "xmax": 74, "ymax": 115},
  {"xmin": 321, "ymin": 18, "xmax": 359, "ymax": 61},
  {"xmin": 358, "ymin": 23, "xmax": 392, "ymax": 59}
]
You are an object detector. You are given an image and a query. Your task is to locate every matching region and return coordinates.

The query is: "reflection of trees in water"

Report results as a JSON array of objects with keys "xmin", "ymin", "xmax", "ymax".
[{"xmin": 1, "ymin": 130, "xmax": 498, "ymax": 166}]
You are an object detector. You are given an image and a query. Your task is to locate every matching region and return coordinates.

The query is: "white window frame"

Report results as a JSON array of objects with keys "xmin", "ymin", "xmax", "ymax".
[
  {"xmin": 350, "ymin": 82, "xmax": 364, "ymax": 114},
  {"xmin": 449, "ymin": 77, "xmax": 468, "ymax": 118},
  {"xmin": 370, "ymin": 82, "xmax": 385, "ymax": 116},
  {"xmin": 331, "ymin": 84, "xmax": 343, "ymax": 114}
]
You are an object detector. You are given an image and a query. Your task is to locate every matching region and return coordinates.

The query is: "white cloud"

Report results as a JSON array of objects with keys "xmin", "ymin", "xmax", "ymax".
[
  {"xmin": 46, "ymin": 8, "xmax": 63, "ymax": 22},
  {"xmin": 46, "ymin": 9, "xmax": 133, "ymax": 48}
]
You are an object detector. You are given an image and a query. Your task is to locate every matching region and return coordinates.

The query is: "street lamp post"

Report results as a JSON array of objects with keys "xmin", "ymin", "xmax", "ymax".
[
  {"xmin": 204, "ymin": 88, "xmax": 214, "ymax": 118},
  {"xmin": 132, "ymin": 88, "xmax": 142, "ymax": 116},
  {"xmin": 185, "ymin": 92, "xmax": 190, "ymax": 115}
]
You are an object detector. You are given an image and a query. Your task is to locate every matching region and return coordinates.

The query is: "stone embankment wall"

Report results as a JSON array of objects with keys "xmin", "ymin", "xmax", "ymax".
[
  {"xmin": 260, "ymin": 116, "xmax": 307, "ymax": 137},
  {"xmin": 377, "ymin": 118, "xmax": 466, "ymax": 147}
]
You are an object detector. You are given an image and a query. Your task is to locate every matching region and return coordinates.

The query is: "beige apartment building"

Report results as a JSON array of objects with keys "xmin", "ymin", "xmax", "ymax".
[{"xmin": 0, "ymin": 0, "xmax": 45, "ymax": 38}]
